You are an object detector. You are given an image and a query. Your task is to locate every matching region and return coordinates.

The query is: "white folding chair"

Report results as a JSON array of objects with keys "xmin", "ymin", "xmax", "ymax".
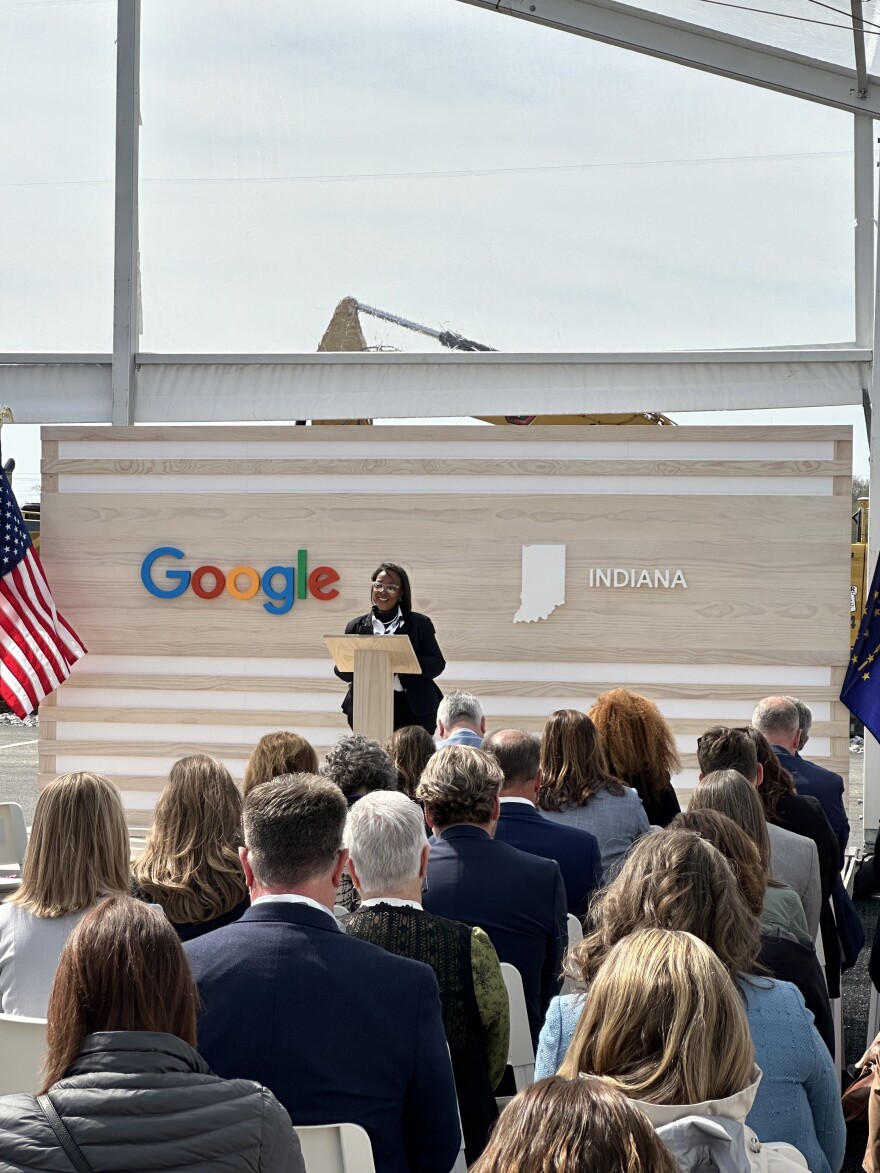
[
  {"xmin": 566, "ymin": 914, "xmax": 583, "ymax": 946},
  {"xmin": 497, "ymin": 963, "xmax": 535, "ymax": 1109},
  {"xmin": 868, "ymin": 984, "xmax": 880, "ymax": 1051},
  {"xmin": 562, "ymin": 914, "xmax": 584, "ymax": 995},
  {"xmin": 294, "ymin": 1123, "xmax": 376, "ymax": 1173},
  {"xmin": 0, "ymin": 803, "xmax": 27, "ymax": 895},
  {"xmin": 842, "ymin": 845, "xmax": 862, "ymax": 897},
  {"xmin": 0, "ymin": 1013, "xmax": 48, "ymax": 1095}
]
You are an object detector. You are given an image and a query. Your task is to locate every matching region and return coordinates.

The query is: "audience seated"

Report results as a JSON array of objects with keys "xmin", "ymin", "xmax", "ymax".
[
  {"xmin": 745, "ymin": 725, "xmax": 842, "ymax": 994},
  {"xmin": 671, "ymin": 808, "xmax": 832, "ymax": 1049},
  {"xmin": 242, "ymin": 731, "xmax": 318, "ymax": 798},
  {"xmin": 557, "ymin": 928, "xmax": 810, "ymax": 1173},
  {"xmin": 343, "ymin": 791, "xmax": 509, "ymax": 1163},
  {"xmin": 696, "ymin": 728, "xmax": 822, "ymax": 938},
  {"xmin": 754, "ymin": 697, "xmax": 864, "ymax": 975},
  {"xmin": 470, "ymin": 1075, "xmax": 678, "ymax": 1173},
  {"xmin": 482, "ymin": 728, "xmax": 602, "ymax": 918},
  {"xmin": 321, "ymin": 733, "xmax": 400, "ymax": 910},
  {"xmin": 0, "ymin": 772, "xmax": 129, "ymax": 1018},
  {"xmin": 756, "ymin": 696, "xmax": 850, "ymax": 861},
  {"xmin": 686, "ymin": 772, "xmax": 809, "ymax": 938},
  {"xmin": 184, "ymin": 774, "xmax": 460, "ymax": 1173},
  {"xmin": 131, "ymin": 754, "xmax": 250, "ymax": 940},
  {"xmin": 385, "ymin": 724, "xmax": 436, "ymax": 799},
  {"xmin": 416, "ymin": 746, "xmax": 567, "ymax": 1044},
  {"xmin": 588, "ymin": 688, "xmax": 682, "ymax": 826},
  {"xmin": 0, "ymin": 896, "xmax": 303, "ymax": 1173},
  {"xmin": 436, "ymin": 690, "xmax": 486, "ymax": 748},
  {"xmin": 535, "ymin": 709, "xmax": 649, "ymax": 875},
  {"xmin": 535, "ymin": 831, "xmax": 844, "ymax": 1173}
]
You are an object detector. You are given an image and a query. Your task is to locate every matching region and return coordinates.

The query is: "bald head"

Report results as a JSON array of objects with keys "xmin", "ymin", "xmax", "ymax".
[
  {"xmin": 752, "ymin": 697, "xmax": 800, "ymax": 754},
  {"xmin": 481, "ymin": 728, "xmax": 541, "ymax": 798}
]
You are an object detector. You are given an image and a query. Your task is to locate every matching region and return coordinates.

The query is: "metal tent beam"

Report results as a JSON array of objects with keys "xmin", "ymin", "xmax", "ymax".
[{"xmin": 457, "ymin": 0, "xmax": 880, "ymax": 116}]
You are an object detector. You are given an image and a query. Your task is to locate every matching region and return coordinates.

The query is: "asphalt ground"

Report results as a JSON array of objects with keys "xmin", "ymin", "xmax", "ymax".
[{"xmin": 0, "ymin": 721, "xmax": 40, "ymax": 824}]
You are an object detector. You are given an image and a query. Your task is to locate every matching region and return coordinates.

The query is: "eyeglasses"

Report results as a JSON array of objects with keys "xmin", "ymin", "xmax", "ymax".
[{"xmin": 371, "ymin": 581, "xmax": 401, "ymax": 593}]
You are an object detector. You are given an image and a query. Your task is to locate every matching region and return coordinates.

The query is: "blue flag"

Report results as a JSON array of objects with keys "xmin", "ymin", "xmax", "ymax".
[{"xmin": 841, "ymin": 557, "xmax": 880, "ymax": 740}]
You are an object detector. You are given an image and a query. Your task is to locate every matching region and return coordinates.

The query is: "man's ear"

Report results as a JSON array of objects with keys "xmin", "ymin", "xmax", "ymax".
[
  {"xmin": 698, "ymin": 772, "xmax": 705, "ymax": 782},
  {"xmin": 331, "ymin": 848, "xmax": 350, "ymax": 890},
  {"xmin": 755, "ymin": 763, "xmax": 764, "ymax": 788},
  {"xmin": 480, "ymin": 716, "xmax": 486, "ymax": 734},
  {"xmin": 437, "ymin": 721, "xmax": 447, "ymax": 740},
  {"xmin": 347, "ymin": 854, "xmax": 362, "ymax": 892},
  {"xmin": 239, "ymin": 845, "xmax": 255, "ymax": 889},
  {"xmin": 419, "ymin": 842, "xmax": 430, "ymax": 879},
  {"xmin": 532, "ymin": 772, "xmax": 541, "ymax": 798}
]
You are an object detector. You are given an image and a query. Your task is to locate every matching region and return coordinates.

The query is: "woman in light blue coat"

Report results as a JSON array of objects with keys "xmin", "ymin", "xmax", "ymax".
[
  {"xmin": 536, "ymin": 709, "xmax": 649, "ymax": 875},
  {"xmin": 537, "ymin": 831, "xmax": 844, "ymax": 1173}
]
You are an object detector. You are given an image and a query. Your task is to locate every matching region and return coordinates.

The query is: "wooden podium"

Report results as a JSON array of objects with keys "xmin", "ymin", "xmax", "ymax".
[{"xmin": 324, "ymin": 634, "xmax": 421, "ymax": 743}]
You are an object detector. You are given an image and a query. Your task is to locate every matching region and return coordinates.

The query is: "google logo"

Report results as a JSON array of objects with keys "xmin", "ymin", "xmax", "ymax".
[{"xmin": 141, "ymin": 547, "xmax": 340, "ymax": 616}]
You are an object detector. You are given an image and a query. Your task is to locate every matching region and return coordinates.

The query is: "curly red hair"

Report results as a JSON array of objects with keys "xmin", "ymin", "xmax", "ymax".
[{"xmin": 588, "ymin": 688, "xmax": 680, "ymax": 804}]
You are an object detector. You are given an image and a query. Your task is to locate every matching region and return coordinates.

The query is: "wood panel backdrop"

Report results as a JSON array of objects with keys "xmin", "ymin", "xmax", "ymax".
[{"xmin": 38, "ymin": 424, "xmax": 852, "ymax": 828}]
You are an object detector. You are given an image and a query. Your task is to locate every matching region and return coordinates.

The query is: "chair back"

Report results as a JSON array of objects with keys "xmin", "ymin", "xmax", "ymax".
[
  {"xmin": 500, "ymin": 962, "xmax": 535, "ymax": 1091},
  {"xmin": 294, "ymin": 1123, "xmax": 376, "ymax": 1173},
  {"xmin": 0, "ymin": 803, "xmax": 27, "ymax": 870},
  {"xmin": 0, "ymin": 1013, "xmax": 48, "ymax": 1095},
  {"xmin": 566, "ymin": 913, "xmax": 583, "ymax": 946}
]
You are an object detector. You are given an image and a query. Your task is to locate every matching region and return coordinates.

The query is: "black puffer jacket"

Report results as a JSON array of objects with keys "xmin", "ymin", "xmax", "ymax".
[{"xmin": 0, "ymin": 1032, "xmax": 305, "ymax": 1172}]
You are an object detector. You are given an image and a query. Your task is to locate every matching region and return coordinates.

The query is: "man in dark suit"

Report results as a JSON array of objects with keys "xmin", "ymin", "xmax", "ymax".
[
  {"xmin": 482, "ymin": 728, "xmax": 603, "ymax": 918},
  {"xmin": 777, "ymin": 695, "xmax": 850, "ymax": 861},
  {"xmin": 417, "ymin": 745, "xmax": 568, "ymax": 1043},
  {"xmin": 185, "ymin": 774, "xmax": 460, "ymax": 1173}
]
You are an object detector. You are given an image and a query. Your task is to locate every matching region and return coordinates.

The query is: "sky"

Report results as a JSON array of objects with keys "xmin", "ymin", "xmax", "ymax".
[{"xmin": 0, "ymin": 0, "xmax": 874, "ymax": 491}]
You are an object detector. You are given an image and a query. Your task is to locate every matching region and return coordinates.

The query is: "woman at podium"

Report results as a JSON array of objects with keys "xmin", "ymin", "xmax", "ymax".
[{"xmin": 336, "ymin": 562, "xmax": 445, "ymax": 734}]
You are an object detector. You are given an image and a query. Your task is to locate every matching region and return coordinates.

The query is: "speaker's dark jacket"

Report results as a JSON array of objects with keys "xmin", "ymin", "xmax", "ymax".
[
  {"xmin": 335, "ymin": 611, "xmax": 445, "ymax": 730},
  {"xmin": 184, "ymin": 901, "xmax": 460, "ymax": 1173}
]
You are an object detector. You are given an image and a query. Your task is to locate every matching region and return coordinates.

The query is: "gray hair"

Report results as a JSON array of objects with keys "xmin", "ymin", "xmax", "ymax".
[
  {"xmin": 344, "ymin": 792, "xmax": 425, "ymax": 894},
  {"xmin": 751, "ymin": 697, "xmax": 800, "ymax": 741},
  {"xmin": 438, "ymin": 690, "xmax": 483, "ymax": 729},
  {"xmin": 320, "ymin": 734, "xmax": 398, "ymax": 798},
  {"xmin": 482, "ymin": 729, "xmax": 540, "ymax": 788},
  {"xmin": 783, "ymin": 696, "xmax": 812, "ymax": 744}
]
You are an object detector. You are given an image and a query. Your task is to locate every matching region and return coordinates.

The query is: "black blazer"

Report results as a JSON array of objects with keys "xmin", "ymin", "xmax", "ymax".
[
  {"xmin": 772, "ymin": 745, "xmax": 850, "ymax": 862},
  {"xmin": 184, "ymin": 901, "xmax": 460, "ymax": 1173},
  {"xmin": 493, "ymin": 800, "xmax": 603, "ymax": 918},
  {"xmin": 335, "ymin": 611, "xmax": 445, "ymax": 730},
  {"xmin": 423, "ymin": 825, "xmax": 568, "ymax": 1043}
]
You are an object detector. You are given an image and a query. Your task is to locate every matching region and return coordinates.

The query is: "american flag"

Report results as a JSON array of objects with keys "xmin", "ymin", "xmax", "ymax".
[{"xmin": 0, "ymin": 473, "xmax": 86, "ymax": 717}]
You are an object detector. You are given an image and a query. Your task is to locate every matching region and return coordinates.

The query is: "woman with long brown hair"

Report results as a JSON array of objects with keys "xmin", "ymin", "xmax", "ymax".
[
  {"xmin": 557, "ymin": 929, "xmax": 809, "ymax": 1173},
  {"xmin": 242, "ymin": 731, "xmax": 318, "ymax": 798},
  {"xmin": 0, "ymin": 897, "xmax": 303, "ymax": 1172},
  {"xmin": 536, "ymin": 709, "xmax": 648, "ymax": 874},
  {"xmin": 534, "ymin": 830, "xmax": 844, "ymax": 1173},
  {"xmin": 470, "ymin": 1075, "xmax": 677, "ymax": 1173},
  {"xmin": 385, "ymin": 725, "xmax": 435, "ymax": 799},
  {"xmin": 0, "ymin": 772, "xmax": 129, "ymax": 1018},
  {"xmin": 588, "ymin": 688, "xmax": 682, "ymax": 826},
  {"xmin": 132, "ymin": 754, "xmax": 250, "ymax": 940},
  {"xmin": 671, "ymin": 807, "xmax": 832, "ymax": 1050}
]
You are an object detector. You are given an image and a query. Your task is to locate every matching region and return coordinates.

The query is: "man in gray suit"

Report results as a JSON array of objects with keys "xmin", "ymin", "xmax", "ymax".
[{"xmin": 697, "ymin": 726, "xmax": 821, "ymax": 939}]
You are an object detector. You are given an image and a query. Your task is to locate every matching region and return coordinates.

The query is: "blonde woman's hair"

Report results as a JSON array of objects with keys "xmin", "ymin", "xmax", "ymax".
[
  {"xmin": 11, "ymin": 773, "xmax": 129, "ymax": 918},
  {"xmin": 559, "ymin": 928, "xmax": 755, "ymax": 1105},
  {"xmin": 131, "ymin": 755, "xmax": 248, "ymax": 924},
  {"xmin": 564, "ymin": 829, "xmax": 761, "ymax": 986},
  {"xmin": 242, "ymin": 731, "xmax": 318, "ymax": 798},
  {"xmin": 471, "ymin": 1075, "xmax": 678, "ymax": 1173}
]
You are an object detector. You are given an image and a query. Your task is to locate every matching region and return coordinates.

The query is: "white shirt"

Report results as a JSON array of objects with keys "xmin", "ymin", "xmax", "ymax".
[
  {"xmin": 360, "ymin": 897, "xmax": 423, "ymax": 910},
  {"xmin": 499, "ymin": 796, "xmax": 536, "ymax": 807},
  {"xmin": 250, "ymin": 893, "xmax": 338, "ymax": 924},
  {"xmin": 371, "ymin": 607, "xmax": 405, "ymax": 691}
]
